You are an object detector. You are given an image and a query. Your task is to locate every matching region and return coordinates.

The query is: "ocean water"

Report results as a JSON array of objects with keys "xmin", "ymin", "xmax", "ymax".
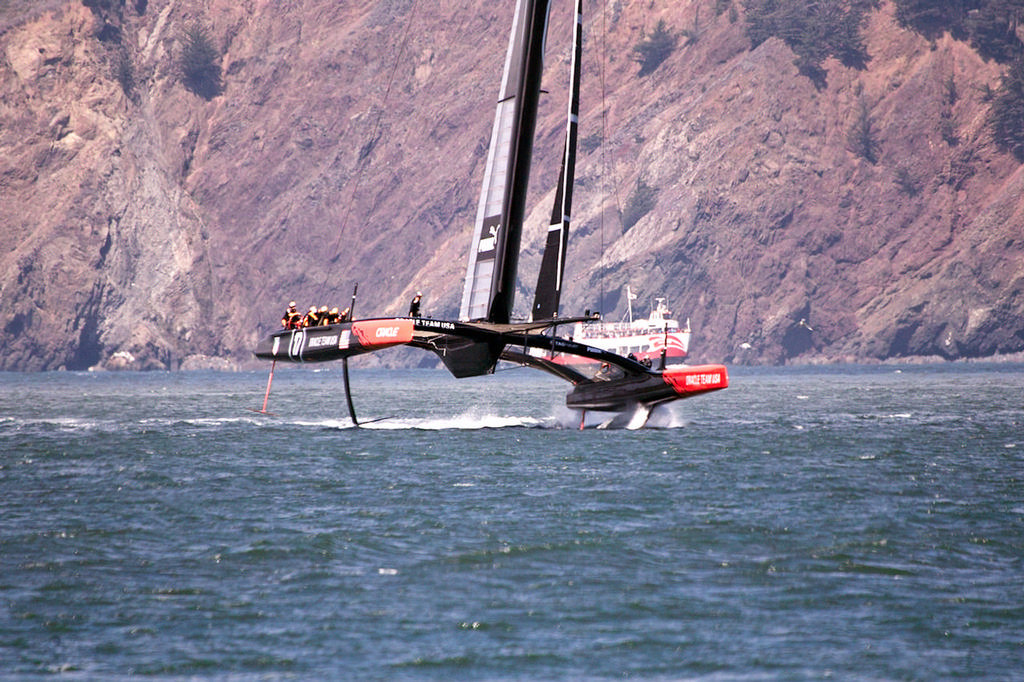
[{"xmin": 1, "ymin": 364, "xmax": 1022, "ymax": 681}]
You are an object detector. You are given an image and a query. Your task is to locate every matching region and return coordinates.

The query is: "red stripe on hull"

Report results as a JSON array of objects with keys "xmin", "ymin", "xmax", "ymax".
[
  {"xmin": 352, "ymin": 319, "xmax": 414, "ymax": 347},
  {"xmin": 663, "ymin": 364, "xmax": 729, "ymax": 395}
]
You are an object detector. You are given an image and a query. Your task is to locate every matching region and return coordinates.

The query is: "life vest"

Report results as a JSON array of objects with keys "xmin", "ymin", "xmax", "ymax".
[{"xmin": 282, "ymin": 307, "xmax": 300, "ymax": 329}]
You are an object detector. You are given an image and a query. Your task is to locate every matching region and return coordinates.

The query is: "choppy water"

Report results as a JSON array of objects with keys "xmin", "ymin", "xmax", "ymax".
[{"xmin": 1, "ymin": 364, "xmax": 1022, "ymax": 680}]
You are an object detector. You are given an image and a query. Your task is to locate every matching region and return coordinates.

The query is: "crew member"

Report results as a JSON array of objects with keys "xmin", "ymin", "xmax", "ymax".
[
  {"xmin": 409, "ymin": 291, "xmax": 422, "ymax": 317},
  {"xmin": 327, "ymin": 307, "xmax": 341, "ymax": 324},
  {"xmin": 302, "ymin": 306, "xmax": 320, "ymax": 327},
  {"xmin": 318, "ymin": 305, "xmax": 331, "ymax": 326},
  {"xmin": 281, "ymin": 301, "xmax": 301, "ymax": 329},
  {"xmin": 339, "ymin": 307, "xmax": 351, "ymax": 322}
]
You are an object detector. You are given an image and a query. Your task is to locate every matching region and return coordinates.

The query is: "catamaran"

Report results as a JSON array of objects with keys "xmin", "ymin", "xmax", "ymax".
[{"xmin": 253, "ymin": 0, "xmax": 728, "ymax": 427}]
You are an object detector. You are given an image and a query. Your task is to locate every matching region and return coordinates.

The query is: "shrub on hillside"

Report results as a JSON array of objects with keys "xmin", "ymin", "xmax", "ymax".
[
  {"xmin": 894, "ymin": 166, "xmax": 921, "ymax": 196},
  {"xmin": 944, "ymin": 74, "xmax": 958, "ymax": 105},
  {"xmin": 622, "ymin": 179, "xmax": 659, "ymax": 230}
]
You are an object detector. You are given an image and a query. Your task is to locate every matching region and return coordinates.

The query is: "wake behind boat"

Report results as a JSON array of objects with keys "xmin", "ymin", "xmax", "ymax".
[{"xmin": 252, "ymin": 0, "xmax": 727, "ymax": 427}]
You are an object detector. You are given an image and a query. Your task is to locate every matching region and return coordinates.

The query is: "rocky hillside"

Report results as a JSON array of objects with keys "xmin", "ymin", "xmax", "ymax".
[{"xmin": 1, "ymin": 0, "xmax": 1022, "ymax": 371}]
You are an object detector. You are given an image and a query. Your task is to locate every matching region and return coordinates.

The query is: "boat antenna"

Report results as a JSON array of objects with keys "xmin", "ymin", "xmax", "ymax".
[
  {"xmin": 314, "ymin": 0, "xmax": 422, "ymax": 303},
  {"xmin": 348, "ymin": 283, "xmax": 358, "ymax": 319}
]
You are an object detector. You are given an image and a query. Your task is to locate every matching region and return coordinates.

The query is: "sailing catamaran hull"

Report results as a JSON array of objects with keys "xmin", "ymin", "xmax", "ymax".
[
  {"xmin": 255, "ymin": 317, "xmax": 728, "ymax": 414},
  {"xmin": 564, "ymin": 364, "xmax": 728, "ymax": 412},
  {"xmin": 253, "ymin": 319, "xmax": 416, "ymax": 364}
]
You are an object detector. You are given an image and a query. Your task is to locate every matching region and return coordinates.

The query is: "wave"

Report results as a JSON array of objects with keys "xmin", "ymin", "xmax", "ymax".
[
  {"xmin": 359, "ymin": 412, "xmax": 548, "ymax": 430},
  {"xmin": 1, "ymin": 406, "xmax": 690, "ymax": 437}
]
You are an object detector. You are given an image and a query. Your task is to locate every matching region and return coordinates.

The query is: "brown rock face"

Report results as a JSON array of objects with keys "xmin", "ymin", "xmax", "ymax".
[{"xmin": 1, "ymin": 1, "xmax": 1022, "ymax": 370}]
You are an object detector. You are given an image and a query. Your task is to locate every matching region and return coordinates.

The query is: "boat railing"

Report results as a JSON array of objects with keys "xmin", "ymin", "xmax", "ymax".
[{"xmin": 577, "ymin": 319, "xmax": 681, "ymax": 338}]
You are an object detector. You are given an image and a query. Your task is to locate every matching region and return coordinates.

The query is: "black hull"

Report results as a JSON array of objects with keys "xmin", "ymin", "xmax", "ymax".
[{"xmin": 255, "ymin": 316, "xmax": 727, "ymax": 414}]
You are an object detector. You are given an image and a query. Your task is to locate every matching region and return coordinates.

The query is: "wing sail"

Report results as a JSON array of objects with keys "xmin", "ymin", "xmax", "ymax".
[
  {"xmin": 460, "ymin": 0, "xmax": 551, "ymax": 323},
  {"xmin": 532, "ymin": 0, "xmax": 583, "ymax": 321}
]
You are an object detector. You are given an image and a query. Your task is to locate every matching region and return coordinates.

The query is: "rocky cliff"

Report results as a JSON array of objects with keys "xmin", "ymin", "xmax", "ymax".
[{"xmin": 1, "ymin": 0, "xmax": 1022, "ymax": 371}]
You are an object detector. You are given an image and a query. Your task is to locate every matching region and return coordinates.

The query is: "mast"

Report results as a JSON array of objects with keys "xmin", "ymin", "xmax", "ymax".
[
  {"xmin": 531, "ymin": 0, "xmax": 583, "ymax": 321},
  {"xmin": 460, "ymin": 0, "xmax": 552, "ymax": 323}
]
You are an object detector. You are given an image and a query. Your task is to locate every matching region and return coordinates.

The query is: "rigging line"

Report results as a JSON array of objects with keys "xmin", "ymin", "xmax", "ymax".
[
  {"xmin": 596, "ymin": 2, "xmax": 633, "ymax": 315},
  {"xmin": 314, "ymin": 0, "xmax": 422, "ymax": 303},
  {"xmin": 493, "ymin": 363, "xmax": 529, "ymax": 374},
  {"xmin": 598, "ymin": 0, "xmax": 608, "ymax": 316}
]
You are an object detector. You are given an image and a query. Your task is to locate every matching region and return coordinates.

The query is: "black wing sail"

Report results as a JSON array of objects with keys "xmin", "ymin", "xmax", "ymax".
[
  {"xmin": 460, "ymin": 0, "xmax": 552, "ymax": 324},
  {"xmin": 531, "ymin": 0, "xmax": 583, "ymax": 322}
]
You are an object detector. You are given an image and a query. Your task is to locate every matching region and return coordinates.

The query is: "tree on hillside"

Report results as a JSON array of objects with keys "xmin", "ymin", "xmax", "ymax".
[
  {"xmin": 966, "ymin": 0, "xmax": 1024, "ymax": 64},
  {"xmin": 632, "ymin": 20, "xmax": 678, "ymax": 77},
  {"xmin": 895, "ymin": 1, "xmax": 1024, "ymax": 61},
  {"xmin": 825, "ymin": 2, "xmax": 872, "ymax": 69},
  {"xmin": 847, "ymin": 97, "xmax": 881, "ymax": 163},
  {"xmin": 179, "ymin": 21, "xmax": 221, "ymax": 100},
  {"xmin": 743, "ymin": 0, "xmax": 876, "ymax": 86},
  {"xmin": 990, "ymin": 57, "xmax": 1024, "ymax": 160},
  {"xmin": 893, "ymin": 0, "xmax": 968, "ymax": 39},
  {"xmin": 113, "ymin": 49, "xmax": 135, "ymax": 98}
]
